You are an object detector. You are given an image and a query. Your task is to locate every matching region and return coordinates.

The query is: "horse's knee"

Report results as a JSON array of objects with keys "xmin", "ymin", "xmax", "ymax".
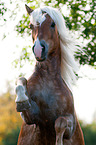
[
  {"xmin": 55, "ymin": 117, "xmax": 67, "ymax": 134},
  {"xmin": 55, "ymin": 115, "xmax": 75, "ymax": 145},
  {"xmin": 55, "ymin": 117, "xmax": 67, "ymax": 145}
]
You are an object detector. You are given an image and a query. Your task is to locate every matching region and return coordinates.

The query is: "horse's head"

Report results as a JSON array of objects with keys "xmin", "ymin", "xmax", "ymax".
[
  {"xmin": 25, "ymin": 5, "xmax": 78, "ymax": 90},
  {"xmin": 25, "ymin": 5, "xmax": 60, "ymax": 61}
]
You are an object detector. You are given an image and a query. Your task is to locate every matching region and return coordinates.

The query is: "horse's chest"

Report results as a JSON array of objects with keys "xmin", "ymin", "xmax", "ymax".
[
  {"xmin": 31, "ymin": 82, "xmax": 60, "ymax": 117},
  {"xmin": 33, "ymin": 85, "xmax": 57, "ymax": 108},
  {"xmin": 28, "ymin": 79, "xmax": 66, "ymax": 121}
]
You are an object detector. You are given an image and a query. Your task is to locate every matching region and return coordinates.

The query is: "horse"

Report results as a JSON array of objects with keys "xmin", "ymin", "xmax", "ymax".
[{"xmin": 15, "ymin": 4, "xmax": 85, "ymax": 145}]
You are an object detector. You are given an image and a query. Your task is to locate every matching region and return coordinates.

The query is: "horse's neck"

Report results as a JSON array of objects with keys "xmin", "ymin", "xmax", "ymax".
[{"xmin": 35, "ymin": 48, "xmax": 61, "ymax": 78}]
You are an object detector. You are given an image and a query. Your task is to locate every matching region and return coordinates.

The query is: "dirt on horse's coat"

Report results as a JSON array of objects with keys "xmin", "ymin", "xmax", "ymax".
[{"xmin": 15, "ymin": 5, "xmax": 85, "ymax": 145}]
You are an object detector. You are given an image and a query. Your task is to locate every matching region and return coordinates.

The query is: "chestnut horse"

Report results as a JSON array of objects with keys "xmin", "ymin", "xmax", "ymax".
[{"xmin": 15, "ymin": 5, "xmax": 85, "ymax": 145}]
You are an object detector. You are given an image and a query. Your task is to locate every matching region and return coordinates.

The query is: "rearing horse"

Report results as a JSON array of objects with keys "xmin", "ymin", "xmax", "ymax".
[{"xmin": 15, "ymin": 5, "xmax": 85, "ymax": 145}]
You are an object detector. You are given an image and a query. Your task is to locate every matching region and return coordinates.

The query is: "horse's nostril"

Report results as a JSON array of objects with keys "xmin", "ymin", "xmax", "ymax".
[
  {"xmin": 40, "ymin": 44, "xmax": 45, "ymax": 52},
  {"xmin": 42, "ymin": 46, "xmax": 45, "ymax": 52}
]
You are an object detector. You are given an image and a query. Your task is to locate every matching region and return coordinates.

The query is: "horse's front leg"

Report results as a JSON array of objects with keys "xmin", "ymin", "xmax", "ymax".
[
  {"xmin": 55, "ymin": 115, "xmax": 75, "ymax": 145},
  {"xmin": 15, "ymin": 77, "xmax": 42, "ymax": 125}
]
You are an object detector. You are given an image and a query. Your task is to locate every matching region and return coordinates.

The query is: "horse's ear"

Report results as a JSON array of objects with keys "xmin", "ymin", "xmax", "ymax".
[{"xmin": 25, "ymin": 4, "xmax": 33, "ymax": 15}]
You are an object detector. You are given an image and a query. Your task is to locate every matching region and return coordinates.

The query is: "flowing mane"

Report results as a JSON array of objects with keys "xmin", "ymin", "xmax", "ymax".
[{"xmin": 30, "ymin": 6, "xmax": 78, "ymax": 90}]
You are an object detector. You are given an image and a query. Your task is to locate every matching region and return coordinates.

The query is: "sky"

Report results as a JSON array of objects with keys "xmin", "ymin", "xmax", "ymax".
[
  {"xmin": 73, "ymin": 65, "xmax": 96, "ymax": 123},
  {"xmin": 0, "ymin": 0, "xmax": 96, "ymax": 124}
]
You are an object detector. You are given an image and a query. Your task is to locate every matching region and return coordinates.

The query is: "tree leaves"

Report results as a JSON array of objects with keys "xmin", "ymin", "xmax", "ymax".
[
  {"xmin": 0, "ymin": 2, "xmax": 7, "ymax": 22},
  {"xmin": 1, "ymin": 0, "xmax": 96, "ymax": 67},
  {"xmin": 80, "ymin": 121, "xmax": 96, "ymax": 145},
  {"xmin": 15, "ymin": 0, "xmax": 96, "ymax": 67},
  {"xmin": 16, "ymin": 14, "xmax": 31, "ymax": 36}
]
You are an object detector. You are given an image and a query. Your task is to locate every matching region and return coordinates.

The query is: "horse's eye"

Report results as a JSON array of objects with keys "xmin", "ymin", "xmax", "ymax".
[
  {"xmin": 51, "ymin": 22, "xmax": 55, "ymax": 28},
  {"xmin": 29, "ymin": 23, "xmax": 33, "ymax": 29}
]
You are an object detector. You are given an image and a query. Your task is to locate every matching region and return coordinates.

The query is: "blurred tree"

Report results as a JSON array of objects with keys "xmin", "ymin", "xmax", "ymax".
[
  {"xmin": 2, "ymin": 128, "xmax": 20, "ymax": 145},
  {"xmin": 0, "ymin": 89, "xmax": 22, "ymax": 145},
  {"xmin": 80, "ymin": 121, "xmax": 96, "ymax": 145}
]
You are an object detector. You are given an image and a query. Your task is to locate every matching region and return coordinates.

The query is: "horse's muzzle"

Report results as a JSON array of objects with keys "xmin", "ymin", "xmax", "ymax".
[{"xmin": 32, "ymin": 38, "xmax": 48, "ymax": 61}]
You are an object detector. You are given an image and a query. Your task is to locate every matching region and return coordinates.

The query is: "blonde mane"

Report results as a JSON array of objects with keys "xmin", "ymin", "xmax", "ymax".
[{"xmin": 30, "ymin": 6, "xmax": 78, "ymax": 90}]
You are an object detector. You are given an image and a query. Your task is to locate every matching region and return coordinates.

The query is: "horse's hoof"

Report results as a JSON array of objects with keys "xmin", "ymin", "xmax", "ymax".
[{"xmin": 16, "ymin": 100, "xmax": 31, "ymax": 112}]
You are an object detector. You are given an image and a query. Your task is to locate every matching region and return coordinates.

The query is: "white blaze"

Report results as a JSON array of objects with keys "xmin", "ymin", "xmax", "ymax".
[{"xmin": 34, "ymin": 37, "xmax": 43, "ymax": 58}]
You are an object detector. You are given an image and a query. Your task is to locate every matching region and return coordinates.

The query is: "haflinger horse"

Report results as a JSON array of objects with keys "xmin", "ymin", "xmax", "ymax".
[{"xmin": 15, "ymin": 4, "xmax": 85, "ymax": 145}]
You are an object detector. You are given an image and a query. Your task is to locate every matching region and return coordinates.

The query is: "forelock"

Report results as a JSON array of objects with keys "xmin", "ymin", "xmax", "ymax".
[{"xmin": 30, "ymin": 8, "xmax": 47, "ymax": 26}]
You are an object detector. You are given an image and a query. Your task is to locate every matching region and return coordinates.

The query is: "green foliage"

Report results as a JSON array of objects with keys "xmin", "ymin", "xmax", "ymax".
[
  {"xmin": 2, "ymin": 128, "xmax": 20, "ymax": 145},
  {"xmin": 0, "ymin": 89, "xmax": 22, "ymax": 145},
  {"xmin": 0, "ymin": 1, "xmax": 7, "ymax": 22},
  {"xmin": 12, "ymin": 45, "xmax": 34, "ymax": 69},
  {"xmin": 16, "ymin": 14, "xmax": 31, "ymax": 36},
  {"xmin": 80, "ymin": 121, "xmax": 96, "ymax": 145},
  {"xmin": 15, "ymin": 0, "xmax": 96, "ymax": 67},
  {"xmin": 1, "ymin": 0, "xmax": 96, "ymax": 67}
]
